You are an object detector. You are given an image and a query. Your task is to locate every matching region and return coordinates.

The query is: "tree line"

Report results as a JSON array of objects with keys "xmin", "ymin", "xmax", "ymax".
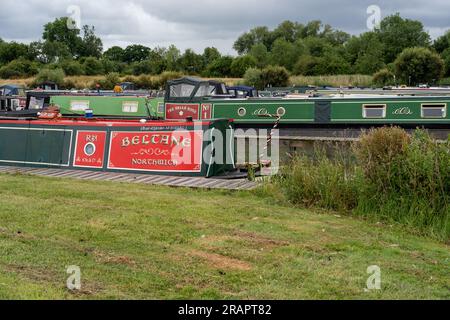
[{"xmin": 1, "ymin": 14, "xmax": 450, "ymax": 87}]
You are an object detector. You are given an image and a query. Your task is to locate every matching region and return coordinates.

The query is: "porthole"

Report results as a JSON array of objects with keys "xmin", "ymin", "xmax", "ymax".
[
  {"xmin": 237, "ymin": 107, "xmax": 247, "ymax": 117},
  {"xmin": 277, "ymin": 107, "xmax": 286, "ymax": 116},
  {"xmin": 84, "ymin": 143, "xmax": 96, "ymax": 156}
]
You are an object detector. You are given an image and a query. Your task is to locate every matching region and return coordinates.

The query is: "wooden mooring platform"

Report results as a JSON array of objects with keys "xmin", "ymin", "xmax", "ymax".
[{"xmin": 0, "ymin": 166, "xmax": 258, "ymax": 190}]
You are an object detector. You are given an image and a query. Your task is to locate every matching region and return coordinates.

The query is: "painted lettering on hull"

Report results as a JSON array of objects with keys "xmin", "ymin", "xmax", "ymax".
[
  {"xmin": 108, "ymin": 131, "xmax": 203, "ymax": 173},
  {"xmin": 73, "ymin": 131, "xmax": 107, "ymax": 168},
  {"xmin": 165, "ymin": 103, "xmax": 200, "ymax": 120}
]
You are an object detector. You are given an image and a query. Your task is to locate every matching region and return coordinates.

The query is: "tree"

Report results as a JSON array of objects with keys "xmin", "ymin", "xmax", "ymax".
[
  {"xmin": 373, "ymin": 68, "xmax": 395, "ymax": 86},
  {"xmin": 440, "ymin": 48, "xmax": 450, "ymax": 76},
  {"xmin": 243, "ymin": 68, "xmax": 263, "ymax": 89},
  {"xmin": 233, "ymin": 26, "xmax": 272, "ymax": 55},
  {"xmin": 272, "ymin": 20, "xmax": 297, "ymax": 43},
  {"xmin": 103, "ymin": 46, "xmax": 125, "ymax": 61},
  {"xmin": 249, "ymin": 43, "xmax": 269, "ymax": 68},
  {"xmin": 346, "ymin": 32, "xmax": 385, "ymax": 74},
  {"xmin": 314, "ymin": 50, "xmax": 351, "ymax": 75},
  {"xmin": 164, "ymin": 45, "xmax": 181, "ymax": 71},
  {"xmin": 203, "ymin": 47, "xmax": 221, "ymax": 66},
  {"xmin": 34, "ymin": 68, "xmax": 66, "ymax": 87},
  {"xmin": 83, "ymin": 57, "xmax": 104, "ymax": 75},
  {"xmin": 179, "ymin": 49, "xmax": 204, "ymax": 74},
  {"xmin": 204, "ymin": 56, "xmax": 234, "ymax": 77},
  {"xmin": 0, "ymin": 42, "xmax": 30, "ymax": 64},
  {"xmin": 269, "ymin": 38, "xmax": 297, "ymax": 70},
  {"xmin": 433, "ymin": 31, "xmax": 450, "ymax": 53},
  {"xmin": 0, "ymin": 59, "xmax": 39, "ymax": 79},
  {"xmin": 293, "ymin": 55, "xmax": 320, "ymax": 75},
  {"xmin": 230, "ymin": 55, "xmax": 257, "ymax": 77},
  {"xmin": 377, "ymin": 14, "xmax": 431, "ymax": 63},
  {"xmin": 394, "ymin": 47, "xmax": 444, "ymax": 85},
  {"xmin": 260, "ymin": 65, "xmax": 290, "ymax": 88},
  {"xmin": 59, "ymin": 59, "xmax": 84, "ymax": 76},
  {"xmin": 79, "ymin": 25, "xmax": 103, "ymax": 58},
  {"xmin": 43, "ymin": 17, "xmax": 82, "ymax": 57},
  {"xmin": 123, "ymin": 45, "xmax": 151, "ymax": 63}
]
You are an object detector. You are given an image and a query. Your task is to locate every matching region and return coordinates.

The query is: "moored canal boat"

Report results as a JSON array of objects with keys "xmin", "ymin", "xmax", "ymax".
[{"xmin": 0, "ymin": 117, "xmax": 235, "ymax": 177}]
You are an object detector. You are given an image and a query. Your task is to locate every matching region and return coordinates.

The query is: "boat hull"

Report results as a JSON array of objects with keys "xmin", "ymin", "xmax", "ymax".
[{"xmin": 0, "ymin": 118, "xmax": 234, "ymax": 177}]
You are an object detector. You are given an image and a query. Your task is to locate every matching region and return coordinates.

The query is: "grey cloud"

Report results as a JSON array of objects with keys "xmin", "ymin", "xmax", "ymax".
[{"xmin": 0, "ymin": 0, "xmax": 449, "ymax": 54}]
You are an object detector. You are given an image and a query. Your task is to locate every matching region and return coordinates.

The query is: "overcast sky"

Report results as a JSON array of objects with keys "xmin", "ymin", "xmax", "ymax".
[{"xmin": 1, "ymin": 0, "xmax": 449, "ymax": 54}]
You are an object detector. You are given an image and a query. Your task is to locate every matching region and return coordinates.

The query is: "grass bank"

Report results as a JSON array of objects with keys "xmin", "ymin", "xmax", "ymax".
[
  {"xmin": 261, "ymin": 128, "xmax": 449, "ymax": 240},
  {"xmin": 0, "ymin": 173, "xmax": 448, "ymax": 299}
]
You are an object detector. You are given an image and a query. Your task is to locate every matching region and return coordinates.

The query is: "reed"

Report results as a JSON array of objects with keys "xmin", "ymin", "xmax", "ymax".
[{"xmin": 263, "ymin": 128, "xmax": 450, "ymax": 240}]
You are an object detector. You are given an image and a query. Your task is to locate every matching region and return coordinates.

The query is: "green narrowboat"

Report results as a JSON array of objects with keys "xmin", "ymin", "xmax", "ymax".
[
  {"xmin": 50, "ymin": 95, "xmax": 165, "ymax": 119},
  {"xmin": 163, "ymin": 78, "xmax": 450, "ymax": 129}
]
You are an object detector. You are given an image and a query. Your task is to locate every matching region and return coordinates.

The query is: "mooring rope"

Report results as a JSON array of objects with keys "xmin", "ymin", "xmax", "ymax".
[{"xmin": 258, "ymin": 113, "xmax": 282, "ymax": 163}]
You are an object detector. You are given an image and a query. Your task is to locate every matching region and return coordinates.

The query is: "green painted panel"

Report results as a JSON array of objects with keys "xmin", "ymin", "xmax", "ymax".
[
  {"xmin": 50, "ymin": 96, "xmax": 153, "ymax": 117},
  {"xmin": 212, "ymin": 101, "xmax": 315, "ymax": 123},
  {"xmin": 0, "ymin": 127, "xmax": 71, "ymax": 166}
]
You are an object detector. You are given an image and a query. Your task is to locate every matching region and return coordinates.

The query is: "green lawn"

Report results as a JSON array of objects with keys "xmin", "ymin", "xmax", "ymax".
[{"xmin": 0, "ymin": 173, "xmax": 448, "ymax": 300}]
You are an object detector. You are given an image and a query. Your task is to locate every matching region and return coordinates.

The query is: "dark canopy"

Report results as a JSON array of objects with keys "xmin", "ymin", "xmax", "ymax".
[{"xmin": 165, "ymin": 77, "xmax": 228, "ymax": 102}]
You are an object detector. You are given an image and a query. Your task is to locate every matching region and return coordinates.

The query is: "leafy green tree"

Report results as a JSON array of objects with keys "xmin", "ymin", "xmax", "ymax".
[
  {"xmin": 272, "ymin": 20, "xmax": 297, "ymax": 42},
  {"xmin": 233, "ymin": 26, "xmax": 272, "ymax": 55},
  {"xmin": 440, "ymin": 48, "xmax": 450, "ymax": 76},
  {"xmin": 101, "ymin": 59, "xmax": 125, "ymax": 74},
  {"xmin": 179, "ymin": 49, "xmax": 204, "ymax": 74},
  {"xmin": 269, "ymin": 38, "xmax": 297, "ymax": 70},
  {"xmin": 346, "ymin": 32, "xmax": 385, "ymax": 74},
  {"xmin": 373, "ymin": 68, "xmax": 395, "ymax": 86},
  {"xmin": 204, "ymin": 56, "xmax": 234, "ymax": 77},
  {"xmin": 202, "ymin": 47, "xmax": 221, "ymax": 66},
  {"xmin": 304, "ymin": 37, "xmax": 332, "ymax": 57},
  {"xmin": 243, "ymin": 68, "xmax": 263, "ymax": 89},
  {"xmin": 293, "ymin": 55, "xmax": 320, "ymax": 75},
  {"xmin": 83, "ymin": 57, "xmax": 104, "ymax": 75},
  {"xmin": 249, "ymin": 43, "xmax": 269, "ymax": 68},
  {"xmin": 260, "ymin": 65, "xmax": 290, "ymax": 87},
  {"xmin": 42, "ymin": 41, "xmax": 71, "ymax": 63},
  {"xmin": 314, "ymin": 50, "xmax": 351, "ymax": 75},
  {"xmin": 42, "ymin": 17, "xmax": 82, "ymax": 57},
  {"xmin": 0, "ymin": 42, "xmax": 30, "ymax": 64},
  {"xmin": 230, "ymin": 55, "xmax": 257, "ymax": 77},
  {"xmin": 164, "ymin": 45, "xmax": 181, "ymax": 71},
  {"xmin": 103, "ymin": 46, "xmax": 125, "ymax": 61},
  {"xmin": 0, "ymin": 59, "xmax": 39, "ymax": 79},
  {"xmin": 123, "ymin": 45, "xmax": 151, "ymax": 63},
  {"xmin": 377, "ymin": 14, "xmax": 431, "ymax": 63},
  {"xmin": 34, "ymin": 68, "xmax": 66, "ymax": 87},
  {"xmin": 79, "ymin": 25, "xmax": 103, "ymax": 58},
  {"xmin": 59, "ymin": 59, "xmax": 84, "ymax": 76},
  {"xmin": 394, "ymin": 47, "xmax": 444, "ymax": 85},
  {"xmin": 433, "ymin": 31, "xmax": 450, "ymax": 53}
]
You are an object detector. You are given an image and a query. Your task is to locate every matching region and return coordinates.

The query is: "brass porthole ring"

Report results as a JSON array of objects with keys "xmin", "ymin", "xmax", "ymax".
[
  {"xmin": 277, "ymin": 107, "xmax": 286, "ymax": 116},
  {"xmin": 238, "ymin": 107, "xmax": 247, "ymax": 117}
]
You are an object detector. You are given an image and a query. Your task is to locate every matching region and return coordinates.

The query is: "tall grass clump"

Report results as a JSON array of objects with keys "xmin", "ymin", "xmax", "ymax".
[
  {"xmin": 274, "ymin": 145, "xmax": 362, "ymax": 212},
  {"xmin": 264, "ymin": 127, "xmax": 449, "ymax": 240},
  {"xmin": 354, "ymin": 128, "xmax": 449, "ymax": 238}
]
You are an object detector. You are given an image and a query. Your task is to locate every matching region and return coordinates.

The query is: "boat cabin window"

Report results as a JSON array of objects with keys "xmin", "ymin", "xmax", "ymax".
[
  {"xmin": 169, "ymin": 83, "xmax": 196, "ymax": 98},
  {"xmin": 195, "ymin": 84, "xmax": 217, "ymax": 97},
  {"xmin": 70, "ymin": 100, "xmax": 90, "ymax": 111},
  {"xmin": 122, "ymin": 101, "xmax": 139, "ymax": 113},
  {"xmin": 421, "ymin": 104, "xmax": 446, "ymax": 118},
  {"xmin": 29, "ymin": 97, "xmax": 45, "ymax": 109},
  {"xmin": 363, "ymin": 104, "xmax": 386, "ymax": 118}
]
